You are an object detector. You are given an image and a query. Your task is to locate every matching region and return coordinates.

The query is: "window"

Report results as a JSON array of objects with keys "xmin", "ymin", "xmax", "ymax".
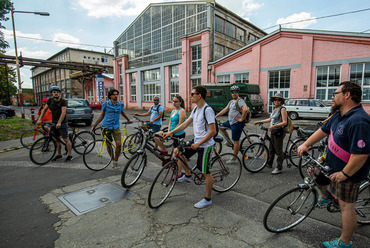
[
  {"xmin": 235, "ymin": 73, "xmax": 249, "ymax": 84},
  {"xmin": 269, "ymin": 70, "xmax": 290, "ymax": 89},
  {"xmin": 236, "ymin": 27, "xmax": 245, "ymax": 42},
  {"xmin": 191, "ymin": 78, "xmax": 201, "ymax": 88},
  {"xmin": 215, "ymin": 16, "xmax": 224, "ymax": 33},
  {"xmin": 248, "ymin": 33, "xmax": 257, "ymax": 43},
  {"xmin": 143, "ymin": 68, "xmax": 160, "ymax": 82},
  {"xmin": 191, "ymin": 45, "xmax": 201, "ymax": 75},
  {"xmin": 143, "ymin": 69, "xmax": 160, "ymax": 102},
  {"xmin": 170, "ymin": 65, "xmax": 179, "ymax": 100},
  {"xmin": 101, "ymin": 56, "xmax": 108, "ymax": 63},
  {"xmin": 217, "ymin": 75, "xmax": 230, "ymax": 84},
  {"xmin": 350, "ymin": 63, "xmax": 370, "ymax": 100},
  {"xmin": 130, "ymin": 73, "xmax": 136, "ymax": 102},
  {"xmin": 315, "ymin": 65, "xmax": 341, "ymax": 100},
  {"xmin": 214, "ymin": 43, "xmax": 224, "ymax": 60},
  {"xmin": 225, "ymin": 21, "xmax": 236, "ymax": 38},
  {"xmin": 171, "ymin": 65, "xmax": 179, "ymax": 78}
]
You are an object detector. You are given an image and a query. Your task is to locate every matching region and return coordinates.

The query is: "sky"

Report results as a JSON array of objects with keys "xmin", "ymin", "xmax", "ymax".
[{"xmin": 2, "ymin": 0, "xmax": 370, "ymax": 88}]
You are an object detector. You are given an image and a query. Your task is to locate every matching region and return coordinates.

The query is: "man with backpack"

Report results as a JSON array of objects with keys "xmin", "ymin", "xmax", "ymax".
[
  {"xmin": 163, "ymin": 85, "xmax": 217, "ymax": 208},
  {"xmin": 134, "ymin": 96, "xmax": 164, "ymax": 133},
  {"xmin": 215, "ymin": 85, "xmax": 249, "ymax": 160}
]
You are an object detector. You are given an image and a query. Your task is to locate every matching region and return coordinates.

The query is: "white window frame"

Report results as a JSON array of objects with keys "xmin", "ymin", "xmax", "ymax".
[
  {"xmin": 315, "ymin": 65, "xmax": 341, "ymax": 101},
  {"xmin": 349, "ymin": 62, "xmax": 370, "ymax": 101}
]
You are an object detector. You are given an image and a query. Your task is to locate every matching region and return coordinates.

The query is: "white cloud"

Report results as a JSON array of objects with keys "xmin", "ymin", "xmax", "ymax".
[
  {"xmin": 242, "ymin": 0, "xmax": 264, "ymax": 13},
  {"xmin": 276, "ymin": 12, "xmax": 317, "ymax": 29},
  {"xmin": 7, "ymin": 47, "xmax": 51, "ymax": 59},
  {"xmin": 2, "ymin": 29, "xmax": 43, "ymax": 42},
  {"xmin": 53, "ymin": 33, "xmax": 80, "ymax": 47}
]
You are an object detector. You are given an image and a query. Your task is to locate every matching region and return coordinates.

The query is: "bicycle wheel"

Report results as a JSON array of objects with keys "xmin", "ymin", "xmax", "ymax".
[
  {"xmin": 357, "ymin": 181, "xmax": 370, "ymax": 224},
  {"xmin": 72, "ymin": 131, "xmax": 95, "ymax": 155},
  {"xmin": 298, "ymin": 146, "xmax": 321, "ymax": 179},
  {"xmin": 163, "ymin": 137, "xmax": 174, "ymax": 148},
  {"xmin": 242, "ymin": 143, "xmax": 269, "ymax": 173},
  {"xmin": 122, "ymin": 132, "xmax": 144, "ymax": 159},
  {"xmin": 214, "ymin": 140, "xmax": 222, "ymax": 154},
  {"xmin": 288, "ymin": 138, "xmax": 306, "ymax": 167},
  {"xmin": 121, "ymin": 152, "xmax": 147, "ymax": 188},
  {"xmin": 83, "ymin": 139, "xmax": 113, "ymax": 171},
  {"xmin": 20, "ymin": 129, "xmax": 45, "ymax": 149},
  {"xmin": 211, "ymin": 153, "xmax": 242, "ymax": 192},
  {"xmin": 263, "ymin": 186, "xmax": 317, "ymax": 233},
  {"xmin": 240, "ymin": 134, "xmax": 261, "ymax": 152},
  {"xmin": 148, "ymin": 161, "xmax": 178, "ymax": 209},
  {"xmin": 29, "ymin": 137, "xmax": 57, "ymax": 165}
]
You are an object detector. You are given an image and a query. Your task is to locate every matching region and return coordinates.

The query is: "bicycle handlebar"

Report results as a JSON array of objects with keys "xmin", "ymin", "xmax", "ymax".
[{"xmin": 302, "ymin": 152, "xmax": 330, "ymax": 173}]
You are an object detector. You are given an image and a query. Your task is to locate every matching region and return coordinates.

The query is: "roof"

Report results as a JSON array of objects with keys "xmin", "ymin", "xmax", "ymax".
[{"xmin": 102, "ymin": 73, "xmax": 114, "ymax": 79}]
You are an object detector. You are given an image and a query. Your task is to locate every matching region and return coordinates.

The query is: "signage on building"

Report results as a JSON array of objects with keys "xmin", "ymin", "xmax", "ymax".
[{"xmin": 96, "ymin": 74, "xmax": 104, "ymax": 102}]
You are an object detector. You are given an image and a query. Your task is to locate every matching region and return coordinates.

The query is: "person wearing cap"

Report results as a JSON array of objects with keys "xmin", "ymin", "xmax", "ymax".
[
  {"xmin": 134, "ymin": 96, "xmax": 164, "ymax": 133},
  {"xmin": 254, "ymin": 93, "xmax": 288, "ymax": 174},
  {"xmin": 215, "ymin": 85, "xmax": 249, "ymax": 160},
  {"xmin": 35, "ymin": 98, "xmax": 53, "ymax": 133}
]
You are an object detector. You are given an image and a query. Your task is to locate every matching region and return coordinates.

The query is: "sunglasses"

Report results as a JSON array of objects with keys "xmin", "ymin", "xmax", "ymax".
[
  {"xmin": 272, "ymin": 98, "xmax": 282, "ymax": 102},
  {"xmin": 231, "ymin": 91, "xmax": 239, "ymax": 94},
  {"xmin": 191, "ymin": 93, "xmax": 200, "ymax": 96},
  {"xmin": 154, "ymin": 99, "xmax": 159, "ymax": 101},
  {"xmin": 173, "ymin": 100, "xmax": 179, "ymax": 103}
]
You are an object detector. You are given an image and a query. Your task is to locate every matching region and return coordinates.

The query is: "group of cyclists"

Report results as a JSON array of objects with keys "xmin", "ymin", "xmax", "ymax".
[{"xmin": 34, "ymin": 81, "xmax": 369, "ymax": 248}]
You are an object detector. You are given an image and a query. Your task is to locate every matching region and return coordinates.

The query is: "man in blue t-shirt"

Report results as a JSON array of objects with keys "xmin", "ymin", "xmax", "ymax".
[
  {"xmin": 91, "ymin": 89, "xmax": 132, "ymax": 168},
  {"xmin": 134, "ymin": 96, "xmax": 164, "ymax": 133},
  {"xmin": 298, "ymin": 81, "xmax": 370, "ymax": 248}
]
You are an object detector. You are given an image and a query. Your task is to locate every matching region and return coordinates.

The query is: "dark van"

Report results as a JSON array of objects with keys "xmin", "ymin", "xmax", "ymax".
[{"xmin": 204, "ymin": 83, "xmax": 263, "ymax": 116}]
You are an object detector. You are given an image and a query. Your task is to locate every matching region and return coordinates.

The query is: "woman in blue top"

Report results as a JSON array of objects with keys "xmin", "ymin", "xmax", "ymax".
[{"xmin": 154, "ymin": 95, "xmax": 186, "ymax": 154}]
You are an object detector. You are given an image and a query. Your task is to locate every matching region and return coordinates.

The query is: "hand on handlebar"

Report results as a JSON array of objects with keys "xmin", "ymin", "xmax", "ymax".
[
  {"xmin": 297, "ymin": 144, "xmax": 309, "ymax": 157},
  {"xmin": 162, "ymin": 132, "xmax": 172, "ymax": 139}
]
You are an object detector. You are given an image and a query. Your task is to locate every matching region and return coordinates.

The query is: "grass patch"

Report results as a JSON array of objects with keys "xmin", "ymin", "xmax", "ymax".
[{"xmin": 0, "ymin": 118, "xmax": 35, "ymax": 141}]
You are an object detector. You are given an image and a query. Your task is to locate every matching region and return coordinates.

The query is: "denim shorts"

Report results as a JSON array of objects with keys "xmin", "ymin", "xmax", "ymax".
[
  {"xmin": 146, "ymin": 123, "xmax": 161, "ymax": 133},
  {"xmin": 221, "ymin": 120, "xmax": 245, "ymax": 141}
]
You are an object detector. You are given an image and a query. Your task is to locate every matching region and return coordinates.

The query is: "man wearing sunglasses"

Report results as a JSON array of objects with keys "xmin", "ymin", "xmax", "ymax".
[
  {"xmin": 134, "ymin": 96, "xmax": 164, "ymax": 133},
  {"xmin": 215, "ymin": 85, "xmax": 249, "ymax": 160}
]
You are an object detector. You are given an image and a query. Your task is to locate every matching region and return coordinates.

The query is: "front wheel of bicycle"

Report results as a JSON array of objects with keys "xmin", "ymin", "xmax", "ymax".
[
  {"xmin": 288, "ymin": 138, "xmax": 306, "ymax": 167},
  {"xmin": 242, "ymin": 143, "xmax": 269, "ymax": 173},
  {"xmin": 21, "ymin": 129, "xmax": 46, "ymax": 149},
  {"xmin": 121, "ymin": 152, "xmax": 147, "ymax": 188},
  {"xmin": 263, "ymin": 186, "xmax": 317, "ymax": 233},
  {"xmin": 29, "ymin": 137, "xmax": 57, "ymax": 165},
  {"xmin": 298, "ymin": 146, "xmax": 321, "ymax": 179},
  {"xmin": 356, "ymin": 181, "xmax": 370, "ymax": 224},
  {"xmin": 148, "ymin": 161, "xmax": 178, "ymax": 209},
  {"xmin": 72, "ymin": 131, "xmax": 95, "ymax": 155},
  {"xmin": 122, "ymin": 132, "xmax": 144, "ymax": 159},
  {"xmin": 211, "ymin": 153, "xmax": 242, "ymax": 192},
  {"xmin": 83, "ymin": 140, "xmax": 113, "ymax": 171}
]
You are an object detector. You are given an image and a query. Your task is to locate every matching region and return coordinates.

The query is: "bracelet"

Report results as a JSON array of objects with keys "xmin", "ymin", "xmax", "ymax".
[{"xmin": 341, "ymin": 170, "xmax": 350, "ymax": 178}]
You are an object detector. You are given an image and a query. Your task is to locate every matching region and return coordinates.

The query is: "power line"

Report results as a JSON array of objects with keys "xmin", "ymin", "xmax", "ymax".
[{"xmin": 264, "ymin": 7, "xmax": 370, "ymax": 30}]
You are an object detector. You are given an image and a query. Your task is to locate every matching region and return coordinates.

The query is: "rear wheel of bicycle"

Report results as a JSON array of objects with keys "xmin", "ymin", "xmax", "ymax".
[
  {"xmin": 214, "ymin": 141, "xmax": 222, "ymax": 154},
  {"xmin": 83, "ymin": 140, "xmax": 113, "ymax": 171},
  {"xmin": 122, "ymin": 132, "xmax": 144, "ymax": 159},
  {"xmin": 21, "ymin": 129, "xmax": 46, "ymax": 149},
  {"xmin": 288, "ymin": 138, "xmax": 306, "ymax": 167},
  {"xmin": 263, "ymin": 186, "xmax": 317, "ymax": 233},
  {"xmin": 121, "ymin": 152, "xmax": 147, "ymax": 188},
  {"xmin": 29, "ymin": 137, "xmax": 57, "ymax": 165},
  {"xmin": 72, "ymin": 131, "xmax": 95, "ymax": 155},
  {"xmin": 242, "ymin": 143, "xmax": 269, "ymax": 173},
  {"xmin": 298, "ymin": 146, "xmax": 321, "ymax": 179},
  {"xmin": 211, "ymin": 153, "xmax": 242, "ymax": 192},
  {"xmin": 148, "ymin": 161, "xmax": 178, "ymax": 209},
  {"xmin": 240, "ymin": 134, "xmax": 261, "ymax": 153},
  {"xmin": 357, "ymin": 181, "xmax": 370, "ymax": 224}
]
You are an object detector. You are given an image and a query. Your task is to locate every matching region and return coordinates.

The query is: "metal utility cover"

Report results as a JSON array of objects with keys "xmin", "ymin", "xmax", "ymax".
[{"xmin": 58, "ymin": 183, "xmax": 134, "ymax": 215}]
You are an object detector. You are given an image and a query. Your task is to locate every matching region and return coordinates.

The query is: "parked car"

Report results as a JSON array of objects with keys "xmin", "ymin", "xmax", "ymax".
[
  {"xmin": 90, "ymin": 102, "xmax": 102, "ymax": 110},
  {"xmin": 284, "ymin": 99, "xmax": 331, "ymax": 120},
  {"xmin": 66, "ymin": 99, "xmax": 94, "ymax": 126},
  {"xmin": 0, "ymin": 105, "xmax": 16, "ymax": 119}
]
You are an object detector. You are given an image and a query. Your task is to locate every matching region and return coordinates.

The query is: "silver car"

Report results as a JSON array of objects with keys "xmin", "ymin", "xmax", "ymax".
[
  {"xmin": 66, "ymin": 98, "xmax": 94, "ymax": 126},
  {"xmin": 284, "ymin": 99, "xmax": 331, "ymax": 120}
]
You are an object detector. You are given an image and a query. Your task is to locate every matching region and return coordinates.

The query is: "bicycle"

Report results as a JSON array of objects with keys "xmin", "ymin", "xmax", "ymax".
[
  {"xmin": 20, "ymin": 123, "xmax": 50, "ymax": 149},
  {"xmin": 241, "ymin": 123, "xmax": 316, "ymax": 173},
  {"xmin": 147, "ymin": 136, "xmax": 242, "ymax": 209},
  {"xmin": 29, "ymin": 123, "xmax": 95, "ymax": 165},
  {"xmin": 82, "ymin": 121, "xmax": 143, "ymax": 171},
  {"xmin": 263, "ymin": 152, "xmax": 370, "ymax": 233}
]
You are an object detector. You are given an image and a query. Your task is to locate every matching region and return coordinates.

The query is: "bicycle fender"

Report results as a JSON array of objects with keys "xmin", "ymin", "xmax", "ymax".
[{"xmin": 136, "ymin": 149, "xmax": 145, "ymax": 155}]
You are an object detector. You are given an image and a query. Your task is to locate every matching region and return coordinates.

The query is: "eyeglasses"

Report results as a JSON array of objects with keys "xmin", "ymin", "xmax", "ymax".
[
  {"xmin": 173, "ymin": 100, "xmax": 179, "ymax": 103},
  {"xmin": 111, "ymin": 93, "xmax": 119, "ymax": 96},
  {"xmin": 231, "ymin": 91, "xmax": 239, "ymax": 94},
  {"xmin": 272, "ymin": 98, "xmax": 282, "ymax": 102},
  {"xmin": 332, "ymin": 91, "xmax": 343, "ymax": 97},
  {"xmin": 191, "ymin": 93, "xmax": 200, "ymax": 96},
  {"xmin": 154, "ymin": 99, "xmax": 159, "ymax": 101}
]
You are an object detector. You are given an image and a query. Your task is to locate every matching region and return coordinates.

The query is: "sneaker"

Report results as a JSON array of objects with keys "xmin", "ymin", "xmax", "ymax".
[
  {"xmin": 226, "ymin": 158, "xmax": 237, "ymax": 164},
  {"xmin": 323, "ymin": 238, "xmax": 352, "ymax": 248},
  {"xmin": 194, "ymin": 198, "xmax": 213, "ymax": 208},
  {"xmin": 112, "ymin": 161, "xmax": 120, "ymax": 169},
  {"xmin": 177, "ymin": 173, "xmax": 184, "ymax": 179},
  {"xmin": 65, "ymin": 156, "xmax": 73, "ymax": 162},
  {"xmin": 177, "ymin": 174, "xmax": 193, "ymax": 182},
  {"xmin": 271, "ymin": 168, "xmax": 282, "ymax": 174},
  {"xmin": 317, "ymin": 196, "xmax": 330, "ymax": 206},
  {"xmin": 52, "ymin": 155, "xmax": 63, "ymax": 161},
  {"xmin": 225, "ymin": 142, "xmax": 233, "ymax": 147}
]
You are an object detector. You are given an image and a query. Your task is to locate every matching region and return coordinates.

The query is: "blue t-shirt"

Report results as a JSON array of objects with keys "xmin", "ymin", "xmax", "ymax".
[
  {"xmin": 101, "ymin": 101, "xmax": 124, "ymax": 130},
  {"xmin": 150, "ymin": 104, "xmax": 164, "ymax": 126},
  {"xmin": 170, "ymin": 108, "xmax": 185, "ymax": 136},
  {"xmin": 322, "ymin": 105, "xmax": 370, "ymax": 182}
]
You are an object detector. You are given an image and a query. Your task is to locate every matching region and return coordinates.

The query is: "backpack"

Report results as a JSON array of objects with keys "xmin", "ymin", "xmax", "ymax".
[
  {"xmin": 193, "ymin": 105, "xmax": 219, "ymax": 138},
  {"xmin": 233, "ymin": 98, "xmax": 251, "ymax": 123},
  {"xmin": 278, "ymin": 107, "xmax": 294, "ymax": 133},
  {"xmin": 150, "ymin": 104, "xmax": 165, "ymax": 121}
]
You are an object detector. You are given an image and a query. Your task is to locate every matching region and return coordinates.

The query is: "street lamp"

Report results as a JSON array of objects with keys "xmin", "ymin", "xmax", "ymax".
[{"xmin": 11, "ymin": 10, "xmax": 50, "ymax": 118}]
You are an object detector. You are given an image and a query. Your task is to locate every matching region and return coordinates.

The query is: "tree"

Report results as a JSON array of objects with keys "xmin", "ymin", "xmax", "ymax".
[
  {"xmin": 0, "ymin": 0, "xmax": 14, "ymax": 51},
  {"xmin": 0, "ymin": 65, "xmax": 17, "ymax": 105}
]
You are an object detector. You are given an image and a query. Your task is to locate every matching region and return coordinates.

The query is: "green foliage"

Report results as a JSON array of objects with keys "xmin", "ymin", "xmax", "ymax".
[
  {"xmin": 0, "ymin": 0, "xmax": 14, "ymax": 50},
  {"xmin": 0, "ymin": 118, "xmax": 34, "ymax": 141},
  {"xmin": 0, "ymin": 65, "xmax": 17, "ymax": 105}
]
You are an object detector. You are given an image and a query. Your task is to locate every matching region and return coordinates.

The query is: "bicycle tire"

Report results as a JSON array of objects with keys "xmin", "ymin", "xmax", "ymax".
[
  {"xmin": 29, "ymin": 137, "xmax": 57, "ymax": 165},
  {"xmin": 288, "ymin": 138, "xmax": 306, "ymax": 167},
  {"xmin": 240, "ymin": 134, "xmax": 261, "ymax": 152},
  {"xmin": 357, "ymin": 181, "xmax": 370, "ymax": 224},
  {"xmin": 72, "ymin": 131, "xmax": 95, "ymax": 155},
  {"xmin": 121, "ymin": 152, "xmax": 147, "ymax": 188},
  {"xmin": 148, "ymin": 161, "xmax": 178, "ymax": 209},
  {"xmin": 122, "ymin": 132, "xmax": 144, "ymax": 159},
  {"xmin": 211, "ymin": 153, "xmax": 242, "ymax": 192},
  {"xmin": 20, "ymin": 129, "xmax": 45, "ymax": 149},
  {"xmin": 298, "ymin": 146, "xmax": 321, "ymax": 179},
  {"xmin": 263, "ymin": 186, "xmax": 317, "ymax": 233},
  {"xmin": 242, "ymin": 142, "xmax": 269, "ymax": 173},
  {"xmin": 214, "ymin": 141, "xmax": 222, "ymax": 154},
  {"xmin": 83, "ymin": 139, "xmax": 113, "ymax": 171}
]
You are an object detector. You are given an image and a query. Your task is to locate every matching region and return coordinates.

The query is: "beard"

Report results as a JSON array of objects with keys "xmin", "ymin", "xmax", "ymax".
[{"xmin": 331, "ymin": 102, "xmax": 341, "ymax": 114}]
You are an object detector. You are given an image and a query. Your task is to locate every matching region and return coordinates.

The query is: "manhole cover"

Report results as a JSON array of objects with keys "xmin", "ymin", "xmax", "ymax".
[{"xmin": 58, "ymin": 183, "xmax": 134, "ymax": 215}]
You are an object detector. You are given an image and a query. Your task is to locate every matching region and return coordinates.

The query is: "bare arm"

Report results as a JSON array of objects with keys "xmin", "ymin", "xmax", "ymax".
[
  {"xmin": 254, "ymin": 117, "xmax": 271, "ymax": 125},
  {"xmin": 235, "ymin": 105, "xmax": 248, "ymax": 122},
  {"xmin": 192, "ymin": 123, "xmax": 216, "ymax": 150},
  {"xmin": 215, "ymin": 106, "xmax": 229, "ymax": 119},
  {"xmin": 56, "ymin": 106, "xmax": 67, "ymax": 128},
  {"xmin": 164, "ymin": 117, "xmax": 193, "ymax": 138},
  {"xmin": 134, "ymin": 111, "xmax": 151, "ymax": 117},
  {"xmin": 297, "ymin": 129, "xmax": 328, "ymax": 156}
]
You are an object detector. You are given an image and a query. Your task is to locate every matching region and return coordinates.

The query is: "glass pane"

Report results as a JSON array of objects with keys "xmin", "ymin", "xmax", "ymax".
[
  {"xmin": 363, "ymin": 88, "xmax": 370, "ymax": 100},
  {"xmin": 316, "ymin": 89, "xmax": 326, "ymax": 100}
]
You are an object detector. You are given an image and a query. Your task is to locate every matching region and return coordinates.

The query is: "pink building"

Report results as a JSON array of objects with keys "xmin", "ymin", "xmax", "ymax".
[{"xmin": 85, "ymin": 73, "xmax": 115, "ymax": 104}]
